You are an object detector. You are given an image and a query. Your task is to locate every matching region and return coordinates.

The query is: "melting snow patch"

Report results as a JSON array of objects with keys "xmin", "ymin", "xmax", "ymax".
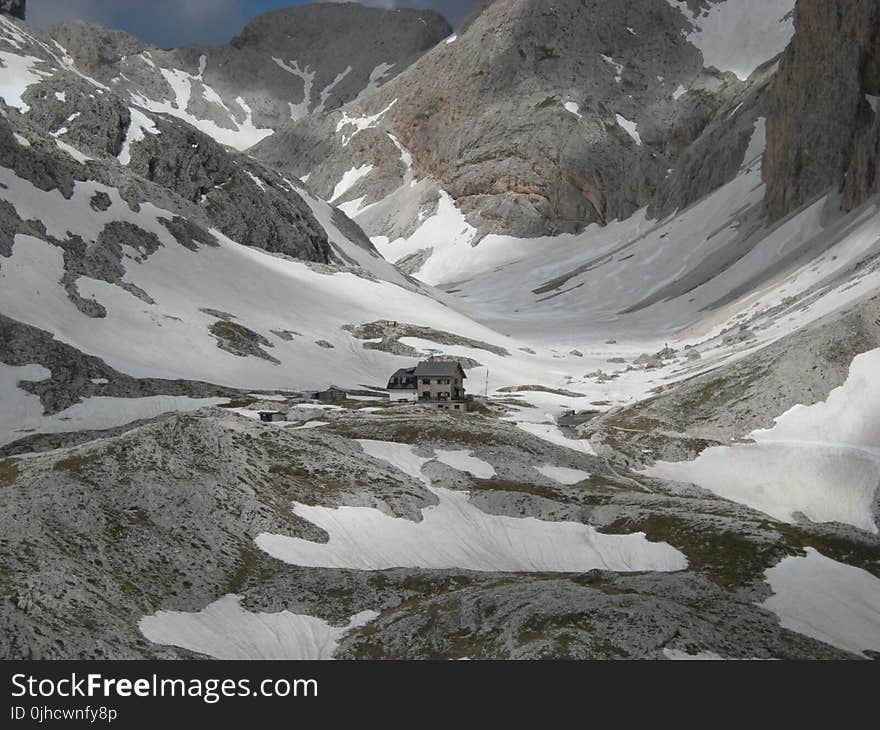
[
  {"xmin": 535, "ymin": 465, "xmax": 590, "ymax": 485},
  {"xmin": 331, "ymin": 164, "xmax": 374, "ymax": 202},
  {"xmin": 564, "ymin": 101, "xmax": 582, "ymax": 118},
  {"xmin": 0, "ymin": 51, "xmax": 53, "ymax": 113},
  {"xmin": 515, "ymin": 422, "xmax": 596, "ymax": 456},
  {"xmin": 600, "ymin": 54, "xmax": 624, "ymax": 83},
  {"xmin": 435, "ymin": 449, "xmax": 496, "ymax": 478},
  {"xmin": 139, "ymin": 594, "xmax": 377, "ymax": 660},
  {"xmin": 118, "ymin": 108, "xmax": 159, "ymax": 166},
  {"xmin": 760, "ymin": 548, "xmax": 880, "ymax": 657},
  {"xmin": 615, "ymin": 114, "xmax": 641, "ymax": 145},
  {"xmin": 336, "ymin": 99, "xmax": 397, "ymax": 146},
  {"xmin": 643, "ymin": 348, "xmax": 880, "ymax": 533},
  {"xmin": 272, "ymin": 57, "xmax": 315, "ymax": 120},
  {"xmin": 54, "ymin": 140, "xmax": 92, "ymax": 164},
  {"xmin": 255, "ymin": 440, "xmax": 685, "ymax": 572}
]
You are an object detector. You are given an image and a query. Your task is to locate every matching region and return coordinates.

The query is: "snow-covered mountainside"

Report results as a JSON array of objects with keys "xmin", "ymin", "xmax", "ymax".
[
  {"xmin": 49, "ymin": 4, "xmax": 451, "ymax": 151},
  {"xmin": 1, "ymin": 1, "xmax": 879, "ymax": 661}
]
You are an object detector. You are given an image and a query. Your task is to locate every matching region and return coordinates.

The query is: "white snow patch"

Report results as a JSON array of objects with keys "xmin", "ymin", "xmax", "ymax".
[
  {"xmin": 644, "ymin": 348, "xmax": 880, "ymax": 534},
  {"xmin": 446, "ymin": 34, "xmax": 458, "ymax": 44},
  {"xmin": 336, "ymin": 99, "xmax": 396, "ymax": 146},
  {"xmin": 672, "ymin": 84, "xmax": 688, "ymax": 100},
  {"xmin": 139, "ymin": 594, "xmax": 377, "ymax": 660},
  {"xmin": 12, "ymin": 132, "xmax": 29, "ymax": 147},
  {"xmin": 117, "ymin": 108, "xmax": 159, "ymax": 166},
  {"xmin": 516, "ymin": 422, "xmax": 596, "ymax": 456},
  {"xmin": 0, "ymin": 51, "xmax": 53, "ymax": 112},
  {"xmin": 330, "ymin": 164, "xmax": 374, "ymax": 203},
  {"xmin": 535, "ymin": 465, "xmax": 590, "ymax": 485},
  {"xmin": 760, "ymin": 549, "xmax": 880, "ymax": 657},
  {"xmin": 54, "ymin": 139, "xmax": 92, "ymax": 164},
  {"xmin": 373, "ymin": 189, "xmax": 477, "ymax": 283},
  {"xmin": 615, "ymin": 113, "xmax": 642, "ymax": 145},
  {"xmin": 256, "ymin": 440, "xmax": 684, "ymax": 573},
  {"xmin": 272, "ymin": 57, "xmax": 315, "ymax": 120},
  {"xmin": 129, "ymin": 71, "xmax": 273, "ymax": 151},
  {"xmin": 600, "ymin": 54, "xmax": 624, "ymax": 83},
  {"xmin": 244, "ymin": 170, "xmax": 267, "ymax": 192},
  {"xmin": 434, "ymin": 449, "xmax": 495, "ymax": 478},
  {"xmin": 564, "ymin": 101, "xmax": 582, "ymax": 118},
  {"xmin": 54, "ymin": 90, "xmax": 65, "ymax": 102}
]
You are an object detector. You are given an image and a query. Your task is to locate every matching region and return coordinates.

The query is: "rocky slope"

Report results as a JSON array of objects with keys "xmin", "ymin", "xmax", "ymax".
[
  {"xmin": 48, "ymin": 4, "xmax": 451, "ymax": 151},
  {"xmin": 2, "ymin": 404, "xmax": 872, "ymax": 659},
  {"xmin": 764, "ymin": 0, "xmax": 880, "ymax": 221}
]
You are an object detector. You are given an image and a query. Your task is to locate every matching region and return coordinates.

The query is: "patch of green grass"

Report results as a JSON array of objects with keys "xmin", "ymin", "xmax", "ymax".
[
  {"xmin": 268, "ymin": 464, "xmax": 310, "ymax": 481},
  {"xmin": 0, "ymin": 459, "xmax": 19, "ymax": 486},
  {"xmin": 53, "ymin": 453, "xmax": 99, "ymax": 473},
  {"xmin": 603, "ymin": 513, "xmax": 778, "ymax": 588},
  {"xmin": 227, "ymin": 544, "xmax": 262, "ymax": 594},
  {"xmin": 535, "ymin": 95, "xmax": 559, "ymax": 109}
]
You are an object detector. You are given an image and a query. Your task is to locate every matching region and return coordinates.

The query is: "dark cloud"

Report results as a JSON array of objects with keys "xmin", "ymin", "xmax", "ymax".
[{"xmin": 25, "ymin": 1, "xmax": 480, "ymax": 48}]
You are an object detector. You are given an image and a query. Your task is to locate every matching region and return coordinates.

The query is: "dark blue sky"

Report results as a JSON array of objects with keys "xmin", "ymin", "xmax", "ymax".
[{"xmin": 27, "ymin": 1, "xmax": 478, "ymax": 48}]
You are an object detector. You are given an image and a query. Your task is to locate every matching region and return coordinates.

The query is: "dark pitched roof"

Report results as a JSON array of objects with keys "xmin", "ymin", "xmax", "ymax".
[
  {"xmin": 413, "ymin": 360, "xmax": 467, "ymax": 378},
  {"xmin": 390, "ymin": 367, "xmax": 416, "ymax": 379}
]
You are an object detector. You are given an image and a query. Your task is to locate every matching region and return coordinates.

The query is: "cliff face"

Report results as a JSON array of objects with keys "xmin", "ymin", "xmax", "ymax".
[
  {"xmin": 763, "ymin": 0, "xmax": 880, "ymax": 221},
  {"xmin": 0, "ymin": 0, "xmax": 25, "ymax": 20}
]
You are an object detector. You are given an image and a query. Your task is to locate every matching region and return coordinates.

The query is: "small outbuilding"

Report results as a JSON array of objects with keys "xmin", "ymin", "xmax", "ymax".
[
  {"xmin": 258, "ymin": 411, "xmax": 287, "ymax": 422},
  {"xmin": 314, "ymin": 386, "xmax": 348, "ymax": 402}
]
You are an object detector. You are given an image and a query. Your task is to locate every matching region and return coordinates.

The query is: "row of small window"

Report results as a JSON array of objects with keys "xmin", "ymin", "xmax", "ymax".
[{"xmin": 421, "ymin": 378, "xmax": 452, "ymax": 385}]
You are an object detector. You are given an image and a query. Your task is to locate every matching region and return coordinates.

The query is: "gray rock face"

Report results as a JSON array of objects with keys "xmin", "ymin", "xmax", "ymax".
[
  {"xmin": 48, "ymin": 4, "xmax": 450, "ymax": 149},
  {"xmin": 0, "ymin": 0, "xmax": 24, "ymax": 20},
  {"xmin": 764, "ymin": 0, "xmax": 880, "ymax": 221}
]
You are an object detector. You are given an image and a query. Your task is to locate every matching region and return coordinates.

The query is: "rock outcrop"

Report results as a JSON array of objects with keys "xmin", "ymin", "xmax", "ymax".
[
  {"xmin": 0, "ymin": 0, "xmax": 24, "ymax": 20},
  {"xmin": 764, "ymin": 0, "xmax": 880, "ymax": 221}
]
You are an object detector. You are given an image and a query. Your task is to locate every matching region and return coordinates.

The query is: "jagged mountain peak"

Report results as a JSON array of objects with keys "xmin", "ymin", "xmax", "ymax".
[{"xmin": 43, "ymin": 3, "xmax": 452, "ymax": 152}]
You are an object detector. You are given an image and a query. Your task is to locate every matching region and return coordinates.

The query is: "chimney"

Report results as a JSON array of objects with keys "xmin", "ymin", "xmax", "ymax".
[{"xmin": 0, "ymin": 1, "xmax": 25, "ymax": 21}]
